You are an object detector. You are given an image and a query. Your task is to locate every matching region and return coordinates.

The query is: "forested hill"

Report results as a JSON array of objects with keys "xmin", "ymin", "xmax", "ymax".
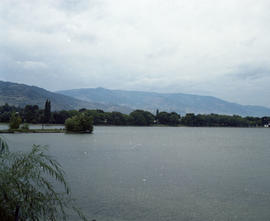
[
  {"xmin": 58, "ymin": 87, "xmax": 270, "ymax": 117},
  {"xmin": 0, "ymin": 81, "xmax": 131, "ymax": 112}
]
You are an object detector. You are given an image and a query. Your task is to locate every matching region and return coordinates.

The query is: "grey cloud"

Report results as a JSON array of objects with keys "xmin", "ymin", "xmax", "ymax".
[
  {"xmin": 1, "ymin": 0, "xmax": 270, "ymax": 107},
  {"xmin": 16, "ymin": 61, "xmax": 48, "ymax": 70},
  {"xmin": 57, "ymin": 0, "xmax": 104, "ymax": 13},
  {"xmin": 146, "ymin": 46, "xmax": 179, "ymax": 59},
  {"xmin": 232, "ymin": 64, "xmax": 270, "ymax": 80}
]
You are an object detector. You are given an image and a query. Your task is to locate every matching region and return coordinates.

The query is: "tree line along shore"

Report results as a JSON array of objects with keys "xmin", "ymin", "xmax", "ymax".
[{"xmin": 0, "ymin": 101, "xmax": 270, "ymax": 128}]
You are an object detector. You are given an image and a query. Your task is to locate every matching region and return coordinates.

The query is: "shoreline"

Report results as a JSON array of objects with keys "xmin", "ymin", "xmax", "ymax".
[{"xmin": 0, "ymin": 129, "xmax": 65, "ymax": 133}]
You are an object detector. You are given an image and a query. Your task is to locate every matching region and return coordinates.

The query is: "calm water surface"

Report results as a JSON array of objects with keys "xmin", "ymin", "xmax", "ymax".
[
  {"xmin": 0, "ymin": 123, "xmax": 64, "ymax": 130},
  {"xmin": 2, "ymin": 126, "xmax": 270, "ymax": 221}
]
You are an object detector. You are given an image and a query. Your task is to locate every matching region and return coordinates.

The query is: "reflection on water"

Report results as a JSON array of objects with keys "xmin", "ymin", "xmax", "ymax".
[
  {"xmin": 0, "ymin": 123, "xmax": 64, "ymax": 130},
  {"xmin": 2, "ymin": 126, "xmax": 270, "ymax": 221}
]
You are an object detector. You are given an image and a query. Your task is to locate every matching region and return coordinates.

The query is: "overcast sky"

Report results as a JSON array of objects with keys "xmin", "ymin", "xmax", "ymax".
[{"xmin": 1, "ymin": 0, "xmax": 270, "ymax": 107}]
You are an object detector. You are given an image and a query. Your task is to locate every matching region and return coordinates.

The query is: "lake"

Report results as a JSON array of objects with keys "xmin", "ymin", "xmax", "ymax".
[
  {"xmin": 0, "ymin": 123, "xmax": 64, "ymax": 130},
  {"xmin": 1, "ymin": 126, "xmax": 270, "ymax": 221}
]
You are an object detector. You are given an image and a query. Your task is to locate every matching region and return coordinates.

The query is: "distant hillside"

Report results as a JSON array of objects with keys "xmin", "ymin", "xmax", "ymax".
[
  {"xmin": 0, "ymin": 81, "xmax": 132, "ymax": 113},
  {"xmin": 57, "ymin": 87, "xmax": 270, "ymax": 117}
]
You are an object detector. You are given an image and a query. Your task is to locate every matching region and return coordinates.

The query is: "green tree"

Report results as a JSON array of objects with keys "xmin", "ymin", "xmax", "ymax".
[
  {"xmin": 23, "ymin": 105, "xmax": 40, "ymax": 123},
  {"xmin": 168, "ymin": 112, "xmax": 180, "ymax": 126},
  {"xmin": 65, "ymin": 113, "xmax": 93, "ymax": 133},
  {"xmin": 0, "ymin": 137, "xmax": 87, "ymax": 221},
  {"xmin": 44, "ymin": 99, "xmax": 51, "ymax": 123},
  {"xmin": 9, "ymin": 112, "xmax": 22, "ymax": 129},
  {"xmin": 156, "ymin": 111, "xmax": 170, "ymax": 125},
  {"xmin": 52, "ymin": 110, "xmax": 71, "ymax": 124},
  {"xmin": 156, "ymin": 111, "xmax": 180, "ymax": 126},
  {"xmin": 129, "ymin": 110, "xmax": 155, "ymax": 126},
  {"xmin": 0, "ymin": 103, "xmax": 21, "ymax": 123},
  {"xmin": 84, "ymin": 110, "xmax": 106, "ymax": 125},
  {"xmin": 181, "ymin": 113, "xmax": 197, "ymax": 126},
  {"xmin": 110, "ymin": 112, "xmax": 128, "ymax": 125},
  {"xmin": 155, "ymin": 109, "xmax": 159, "ymax": 123}
]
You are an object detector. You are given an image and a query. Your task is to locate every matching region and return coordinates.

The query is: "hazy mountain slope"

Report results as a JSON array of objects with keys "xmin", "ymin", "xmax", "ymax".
[
  {"xmin": 0, "ymin": 81, "xmax": 132, "ymax": 112},
  {"xmin": 57, "ymin": 87, "xmax": 270, "ymax": 117}
]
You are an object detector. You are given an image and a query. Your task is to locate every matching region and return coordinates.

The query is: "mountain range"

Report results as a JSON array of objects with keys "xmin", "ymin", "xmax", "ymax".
[
  {"xmin": 57, "ymin": 87, "xmax": 270, "ymax": 117},
  {"xmin": 0, "ymin": 80, "xmax": 270, "ymax": 117},
  {"xmin": 0, "ymin": 81, "xmax": 131, "ymax": 113}
]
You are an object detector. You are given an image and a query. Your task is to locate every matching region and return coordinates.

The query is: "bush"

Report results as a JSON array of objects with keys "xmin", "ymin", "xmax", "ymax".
[
  {"xmin": 65, "ymin": 113, "xmax": 93, "ymax": 133},
  {"xmin": 0, "ymin": 137, "xmax": 88, "ymax": 220},
  {"xmin": 9, "ymin": 112, "xmax": 22, "ymax": 129},
  {"xmin": 20, "ymin": 123, "xmax": 29, "ymax": 130}
]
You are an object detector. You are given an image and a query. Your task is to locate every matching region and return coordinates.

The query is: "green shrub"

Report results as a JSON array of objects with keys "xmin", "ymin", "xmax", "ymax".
[
  {"xmin": 20, "ymin": 123, "xmax": 29, "ymax": 130},
  {"xmin": 9, "ymin": 112, "xmax": 22, "ymax": 129},
  {"xmin": 65, "ymin": 113, "xmax": 93, "ymax": 133},
  {"xmin": 0, "ymin": 137, "xmax": 88, "ymax": 221}
]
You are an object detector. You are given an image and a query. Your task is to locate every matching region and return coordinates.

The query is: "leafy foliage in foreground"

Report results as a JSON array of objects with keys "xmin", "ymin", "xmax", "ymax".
[{"xmin": 0, "ymin": 137, "xmax": 88, "ymax": 221}]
